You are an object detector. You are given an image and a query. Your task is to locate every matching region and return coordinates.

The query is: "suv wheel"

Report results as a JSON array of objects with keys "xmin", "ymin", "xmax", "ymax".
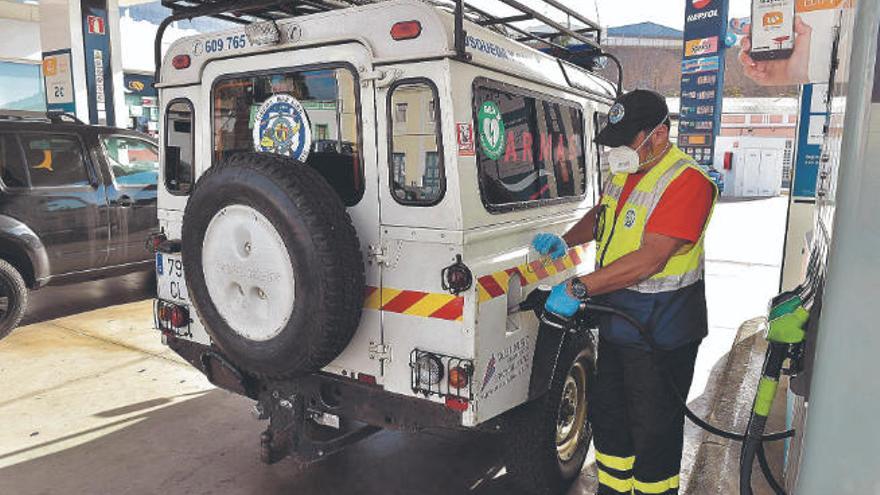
[
  {"xmin": 0, "ymin": 259, "xmax": 27, "ymax": 340},
  {"xmin": 502, "ymin": 330, "xmax": 594, "ymax": 495}
]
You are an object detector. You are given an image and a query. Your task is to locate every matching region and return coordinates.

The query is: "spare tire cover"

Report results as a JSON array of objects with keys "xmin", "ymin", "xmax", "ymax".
[{"xmin": 182, "ymin": 152, "xmax": 365, "ymax": 378}]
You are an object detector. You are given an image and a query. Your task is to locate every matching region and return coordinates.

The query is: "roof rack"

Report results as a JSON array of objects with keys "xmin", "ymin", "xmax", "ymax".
[
  {"xmin": 0, "ymin": 110, "xmax": 84, "ymax": 125},
  {"xmin": 154, "ymin": 0, "xmax": 621, "ymax": 95}
]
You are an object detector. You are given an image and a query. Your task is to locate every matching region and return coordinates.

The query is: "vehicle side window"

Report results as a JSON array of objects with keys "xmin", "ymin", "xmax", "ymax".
[
  {"xmin": 212, "ymin": 67, "xmax": 363, "ymax": 206},
  {"xmin": 0, "ymin": 133, "xmax": 28, "ymax": 188},
  {"xmin": 20, "ymin": 133, "xmax": 91, "ymax": 188},
  {"xmin": 165, "ymin": 100, "xmax": 195, "ymax": 195},
  {"xmin": 388, "ymin": 81, "xmax": 444, "ymax": 205},
  {"xmin": 102, "ymin": 135, "xmax": 159, "ymax": 186},
  {"xmin": 473, "ymin": 78, "xmax": 587, "ymax": 210}
]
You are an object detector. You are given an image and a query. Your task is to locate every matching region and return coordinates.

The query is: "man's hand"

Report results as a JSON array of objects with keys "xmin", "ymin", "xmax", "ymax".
[
  {"xmin": 739, "ymin": 16, "xmax": 812, "ymax": 86},
  {"xmin": 532, "ymin": 233, "xmax": 568, "ymax": 260},
  {"xmin": 544, "ymin": 281, "xmax": 581, "ymax": 319}
]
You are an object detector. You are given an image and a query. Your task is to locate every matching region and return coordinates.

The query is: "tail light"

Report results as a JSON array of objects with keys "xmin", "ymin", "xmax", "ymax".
[
  {"xmin": 170, "ymin": 305, "xmax": 190, "ymax": 328},
  {"xmin": 157, "ymin": 303, "xmax": 172, "ymax": 322},
  {"xmin": 147, "ymin": 232, "xmax": 167, "ymax": 253},
  {"xmin": 172, "ymin": 54, "xmax": 191, "ymax": 70},
  {"xmin": 448, "ymin": 365, "xmax": 470, "ymax": 390},
  {"xmin": 415, "ymin": 354, "xmax": 444, "ymax": 386},
  {"xmin": 441, "ymin": 255, "xmax": 472, "ymax": 295},
  {"xmin": 155, "ymin": 300, "xmax": 190, "ymax": 336},
  {"xmin": 390, "ymin": 21, "xmax": 422, "ymax": 40}
]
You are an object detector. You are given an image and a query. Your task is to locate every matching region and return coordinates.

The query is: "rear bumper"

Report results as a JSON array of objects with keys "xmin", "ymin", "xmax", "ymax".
[{"xmin": 165, "ymin": 336, "xmax": 464, "ymax": 431}]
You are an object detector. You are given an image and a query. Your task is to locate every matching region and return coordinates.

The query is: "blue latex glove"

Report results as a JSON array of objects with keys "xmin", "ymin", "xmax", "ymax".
[
  {"xmin": 532, "ymin": 233, "xmax": 568, "ymax": 260},
  {"xmin": 544, "ymin": 282, "xmax": 581, "ymax": 318}
]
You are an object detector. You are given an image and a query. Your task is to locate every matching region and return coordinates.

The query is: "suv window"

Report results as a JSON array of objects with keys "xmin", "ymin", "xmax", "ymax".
[
  {"xmin": 473, "ymin": 79, "xmax": 586, "ymax": 210},
  {"xmin": 20, "ymin": 133, "xmax": 91, "ymax": 188},
  {"xmin": 165, "ymin": 100, "xmax": 195, "ymax": 195},
  {"xmin": 212, "ymin": 67, "xmax": 363, "ymax": 206},
  {"xmin": 389, "ymin": 81, "xmax": 444, "ymax": 205},
  {"xmin": 0, "ymin": 134, "xmax": 28, "ymax": 188},
  {"xmin": 102, "ymin": 135, "xmax": 159, "ymax": 186}
]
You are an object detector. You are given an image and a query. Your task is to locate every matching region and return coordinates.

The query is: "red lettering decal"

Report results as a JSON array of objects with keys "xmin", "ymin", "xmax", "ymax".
[
  {"xmin": 568, "ymin": 137, "xmax": 580, "ymax": 163},
  {"xmin": 504, "ymin": 131, "xmax": 517, "ymax": 162},
  {"xmin": 556, "ymin": 136, "xmax": 570, "ymax": 182},
  {"xmin": 540, "ymin": 134, "xmax": 553, "ymax": 161},
  {"xmin": 522, "ymin": 131, "xmax": 533, "ymax": 162}
]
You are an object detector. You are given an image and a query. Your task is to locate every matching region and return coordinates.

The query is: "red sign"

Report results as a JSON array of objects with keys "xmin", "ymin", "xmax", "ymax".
[
  {"xmin": 456, "ymin": 123, "xmax": 475, "ymax": 156},
  {"xmin": 692, "ymin": 0, "xmax": 711, "ymax": 9},
  {"xmin": 87, "ymin": 15, "xmax": 105, "ymax": 35}
]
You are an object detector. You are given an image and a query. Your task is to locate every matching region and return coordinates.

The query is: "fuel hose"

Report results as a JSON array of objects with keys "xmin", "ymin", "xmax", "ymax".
[{"xmin": 520, "ymin": 289, "xmax": 792, "ymax": 494}]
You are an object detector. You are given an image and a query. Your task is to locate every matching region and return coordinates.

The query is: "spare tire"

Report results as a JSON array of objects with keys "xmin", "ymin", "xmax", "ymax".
[{"xmin": 182, "ymin": 152, "xmax": 365, "ymax": 378}]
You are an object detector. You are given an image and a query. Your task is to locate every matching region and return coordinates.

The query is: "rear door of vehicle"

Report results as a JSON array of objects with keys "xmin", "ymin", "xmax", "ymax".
[
  {"xmin": 373, "ymin": 61, "xmax": 466, "ymax": 395},
  {"xmin": 13, "ymin": 127, "xmax": 111, "ymax": 275},
  {"xmin": 97, "ymin": 132, "xmax": 159, "ymax": 266},
  {"xmin": 201, "ymin": 42, "xmax": 383, "ymax": 378}
]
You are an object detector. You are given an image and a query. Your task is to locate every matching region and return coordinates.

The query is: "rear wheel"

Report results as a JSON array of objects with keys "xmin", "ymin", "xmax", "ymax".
[
  {"xmin": 503, "ymin": 331, "xmax": 594, "ymax": 495},
  {"xmin": 0, "ymin": 259, "xmax": 27, "ymax": 340}
]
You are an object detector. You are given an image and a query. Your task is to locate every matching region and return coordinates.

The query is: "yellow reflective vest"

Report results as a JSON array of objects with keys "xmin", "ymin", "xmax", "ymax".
[{"xmin": 595, "ymin": 145, "xmax": 718, "ymax": 294}]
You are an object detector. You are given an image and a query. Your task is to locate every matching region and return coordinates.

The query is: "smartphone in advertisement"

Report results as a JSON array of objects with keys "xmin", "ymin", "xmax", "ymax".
[{"xmin": 750, "ymin": 0, "xmax": 795, "ymax": 60}]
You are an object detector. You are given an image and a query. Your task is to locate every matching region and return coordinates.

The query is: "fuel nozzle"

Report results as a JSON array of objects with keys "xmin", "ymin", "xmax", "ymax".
[
  {"xmin": 519, "ymin": 285, "xmax": 552, "ymax": 317},
  {"xmin": 518, "ymin": 286, "xmax": 580, "ymax": 331}
]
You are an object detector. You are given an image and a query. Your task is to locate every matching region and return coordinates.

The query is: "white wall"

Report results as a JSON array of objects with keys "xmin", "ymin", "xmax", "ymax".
[{"xmin": 0, "ymin": 19, "xmax": 41, "ymax": 62}]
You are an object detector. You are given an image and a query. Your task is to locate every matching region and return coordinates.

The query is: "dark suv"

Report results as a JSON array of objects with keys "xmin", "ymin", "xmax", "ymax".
[{"xmin": 0, "ymin": 112, "xmax": 158, "ymax": 338}]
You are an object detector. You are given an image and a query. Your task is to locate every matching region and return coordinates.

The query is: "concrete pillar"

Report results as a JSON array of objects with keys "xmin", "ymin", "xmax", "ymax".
[{"xmin": 38, "ymin": 0, "xmax": 124, "ymax": 126}]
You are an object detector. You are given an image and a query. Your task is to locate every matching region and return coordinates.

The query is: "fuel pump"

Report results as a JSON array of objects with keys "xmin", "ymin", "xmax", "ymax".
[{"xmin": 519, "ymin": 275, "xmax": 814, "ymax": 495}]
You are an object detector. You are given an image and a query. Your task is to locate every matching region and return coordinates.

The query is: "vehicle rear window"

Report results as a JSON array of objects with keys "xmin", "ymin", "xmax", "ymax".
[
  {"xmin": 164, "ymin": 100, "xmax": 194, "ymax": 195},
  {"xmin": 0, "ymin": 134, "xmax": 28, "ymax": 188},
  {"xmin": 212, "ymin": 67, "xmax": 363, "ymax": 206},
  {"xmin": 473, "ymin": 78, "xmax": 587, "ymax": 210},
  {"xmin": 20, "ymin": 133, "xmax": 90, "ymax": 188}
]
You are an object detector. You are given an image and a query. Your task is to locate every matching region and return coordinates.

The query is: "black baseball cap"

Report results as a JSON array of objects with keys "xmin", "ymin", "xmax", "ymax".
[{"xmin": 595, "ymin": 89, "xmax": 669, "ymax": 147}]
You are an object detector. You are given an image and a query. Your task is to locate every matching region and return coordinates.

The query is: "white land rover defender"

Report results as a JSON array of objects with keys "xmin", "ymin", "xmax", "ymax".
[{"xmin": 151, "ymin": 1, "xmax": 619, "ymax": 493}]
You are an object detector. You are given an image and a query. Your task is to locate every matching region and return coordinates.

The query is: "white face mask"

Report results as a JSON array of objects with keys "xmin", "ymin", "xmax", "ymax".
[{"xmin": 604, "ymin": 120, "xmax": 666, "ymax": 175}]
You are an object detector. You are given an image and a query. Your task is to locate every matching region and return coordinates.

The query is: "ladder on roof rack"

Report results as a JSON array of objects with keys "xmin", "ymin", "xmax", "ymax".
[{"xmin": 154, "ymin": 0, "xmax": 621, "ymax": 95}]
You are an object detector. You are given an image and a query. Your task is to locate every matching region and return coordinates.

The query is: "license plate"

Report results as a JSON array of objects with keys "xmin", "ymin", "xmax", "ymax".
[{"xmin": 156, "ymin": 253, "xmax": 189, "ymax": 303}]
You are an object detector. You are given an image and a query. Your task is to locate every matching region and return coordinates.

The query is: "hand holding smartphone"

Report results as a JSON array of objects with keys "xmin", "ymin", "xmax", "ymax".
[
  {"xmin": 750, "ymin": 0, "xmax": 795, "ymax": 61},
  {"xmin": 739, "ymin": 0, "xmax": 812, "ymax": 86}
]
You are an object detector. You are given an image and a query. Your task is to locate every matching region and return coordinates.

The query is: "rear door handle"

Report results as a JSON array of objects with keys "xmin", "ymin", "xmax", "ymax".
[{"xmin": 117, "ymin": 195, "xmax": 134, "ymax": 207}]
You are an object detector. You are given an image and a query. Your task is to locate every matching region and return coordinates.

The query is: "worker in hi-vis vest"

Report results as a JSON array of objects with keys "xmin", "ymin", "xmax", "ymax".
[{"xmin": 533, "ymin": 89, "xmax": 717, "ymax": 495}]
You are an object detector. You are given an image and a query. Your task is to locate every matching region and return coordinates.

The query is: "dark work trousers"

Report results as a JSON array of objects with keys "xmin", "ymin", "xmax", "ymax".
[{"xmin": 591, "ymin": 337, "xmax": 701, "ymax": 495}]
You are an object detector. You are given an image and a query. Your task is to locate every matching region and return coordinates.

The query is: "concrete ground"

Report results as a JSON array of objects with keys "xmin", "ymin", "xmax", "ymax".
[{"xmin": 0, "ymin": 197, "xmax": 790, "ymax": 495}]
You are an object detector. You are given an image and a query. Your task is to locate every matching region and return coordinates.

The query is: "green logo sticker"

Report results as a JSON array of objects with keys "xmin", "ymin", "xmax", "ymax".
[{"xmin": 478, "ymin": 101, "xmax": 505, "ymax": 160}]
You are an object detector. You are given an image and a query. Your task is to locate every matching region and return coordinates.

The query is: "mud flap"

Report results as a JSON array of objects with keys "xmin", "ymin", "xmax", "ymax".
[{"xmin": 527, "ymin": 318, "xmax": 569, "ymax": 401}]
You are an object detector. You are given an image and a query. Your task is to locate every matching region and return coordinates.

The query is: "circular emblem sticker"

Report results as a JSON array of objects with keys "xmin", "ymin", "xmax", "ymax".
[
  {"xmin": 253, "ymin": 94, "xmax": 311, "ymax": 162},
  {"xmin": 609, "ymin": 103, "xmax": 625, "ymax": 125},
  {"xmin": 624, "ymin": 208, "xmax": 637, "ymax": 228},
  {"xmin": 478, "ymin": 101, "xmax": 505, "ymax": 160}
]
